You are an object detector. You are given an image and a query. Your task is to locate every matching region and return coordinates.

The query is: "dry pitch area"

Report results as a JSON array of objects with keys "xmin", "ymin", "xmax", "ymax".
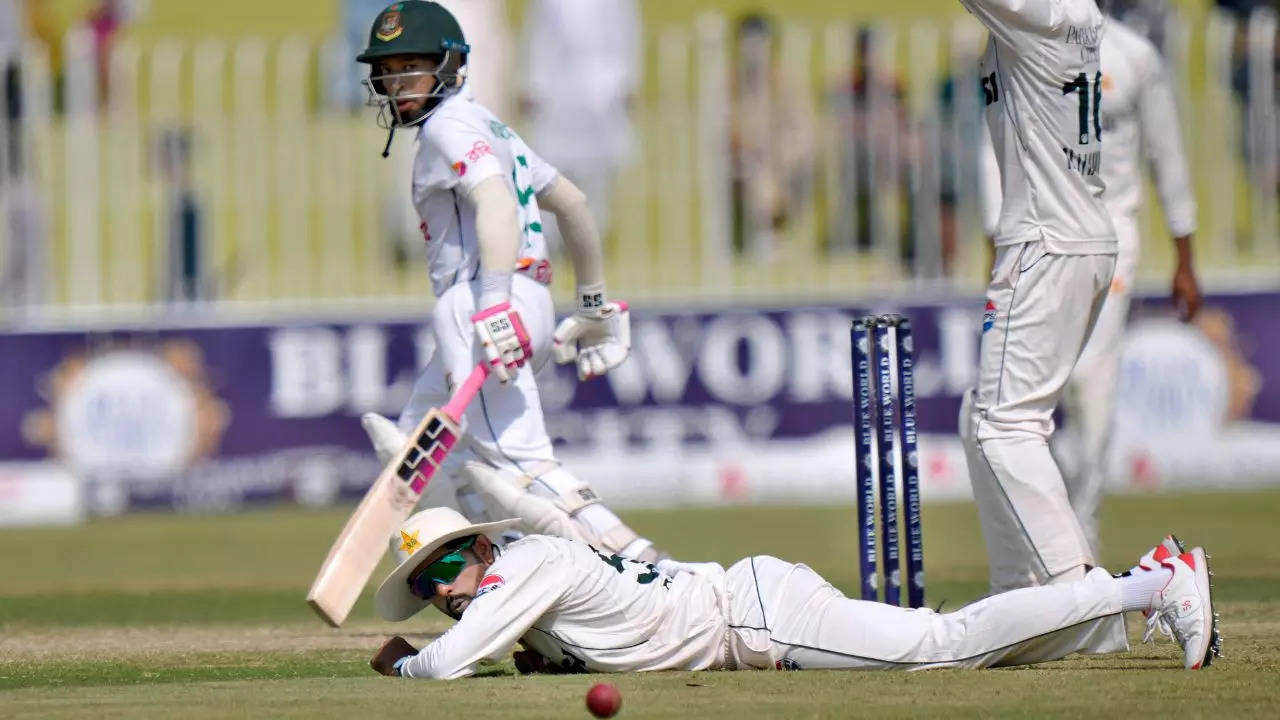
[{"xmin": 2, "ymin": 492, "xmax": 1279, "ymax": 719}]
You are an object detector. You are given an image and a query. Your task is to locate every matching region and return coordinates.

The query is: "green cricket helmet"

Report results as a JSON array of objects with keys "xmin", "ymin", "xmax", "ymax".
[{"xmin": 357, "ymin": 1, "xmax": 470, "ymax": 137}]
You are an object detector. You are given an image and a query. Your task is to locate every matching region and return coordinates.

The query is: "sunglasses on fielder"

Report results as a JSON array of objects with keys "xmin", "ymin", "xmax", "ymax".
[{"xmin": 407, "ymin": 536, "xmax": 477, "ymax": 599}]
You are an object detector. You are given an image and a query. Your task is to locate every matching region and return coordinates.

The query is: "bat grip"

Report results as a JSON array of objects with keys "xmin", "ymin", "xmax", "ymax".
[{"xmin": 441, "ymin": 364, "xmax": 490, "ymax": 423}]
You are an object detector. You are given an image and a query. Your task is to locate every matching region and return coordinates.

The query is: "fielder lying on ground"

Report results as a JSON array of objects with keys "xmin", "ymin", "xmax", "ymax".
[{"xmin": 367, "ymin": 507, "xmax": 1221, "ymax": 679}]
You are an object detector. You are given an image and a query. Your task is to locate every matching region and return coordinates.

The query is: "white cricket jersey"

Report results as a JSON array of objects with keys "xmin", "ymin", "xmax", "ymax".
[
  {"xmin": 398, "ymin": 536, "xmax": 728, "ymax": 679},
  {"xmin": 963, "ymin": 0, "xmax": 1117, "ymax": 254},
  {"xmin": 412, "ymin": 88, "xmax": 558, "ymax": 297},
  {"xmin": 1098, "ymin": 18, "xmax": 1197, "ymax": 238}
]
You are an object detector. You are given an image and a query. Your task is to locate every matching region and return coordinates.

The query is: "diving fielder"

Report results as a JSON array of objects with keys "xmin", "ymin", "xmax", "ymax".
[
  {"xmin": 366, "ymin": 507, "xmax": 1219, "ymax": 677},
  {"xmin": 354, "ymin": 1, "xmax": 665, "ymax": 562},
  {"xmin": 959, "ymin": 0, "xmax": 1116, "ymax": 594},
  {"xmin": 978, "ymin": 14, "xmax": 1203, "ymax": 558}
]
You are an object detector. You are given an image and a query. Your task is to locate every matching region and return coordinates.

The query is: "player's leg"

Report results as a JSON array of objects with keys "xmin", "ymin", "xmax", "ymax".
[
  {"xmin": 1057, "ymin": 214, "xmax": 1141, "ymax": 557},
  {"xmin": 744, "ymin": 552, "xmax": 1214, "ymax": 670},
  {"xmin": 428, "ymin": 274, "xmax": 664, "ymax": 560},
  {"xmin": 961, "ymin": 241, "xmax": 1115, "ymax": 592}
]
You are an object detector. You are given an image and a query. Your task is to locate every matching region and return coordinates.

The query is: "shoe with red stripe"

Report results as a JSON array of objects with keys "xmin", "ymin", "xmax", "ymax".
[
  {"xmin": 1130, "ymin": 535, "xmax": 1185, "ymax": 644},
  {"xmin": 1137, "ymin": 534, "xmax": 1185, "ymax": 572},
  {"xmin": 1146, "ymin": 547, "xmax": 1222, "ymax": 669}
]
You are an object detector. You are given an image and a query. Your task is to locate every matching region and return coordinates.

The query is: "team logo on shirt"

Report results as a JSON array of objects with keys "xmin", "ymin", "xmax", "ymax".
[
  {"xmin": 982, "ymin": 300, "xmax": 997, "ymax": 333},
  {"xmin": 451, "ymin": 160, "xmax": 467, "ymax": 177},
  {"xmin": 465, "ymin": 140, "xmax": 493, "ymax": 163},
  {"xmin": 476, "ymin": 574, "xmax": 505, "ymax": 598},
  {"xmin": 375, "ymin": 8, "xmax": 404, "ymax": 42}
]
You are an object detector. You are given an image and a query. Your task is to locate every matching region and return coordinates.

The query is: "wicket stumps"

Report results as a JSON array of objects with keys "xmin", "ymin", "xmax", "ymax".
[{"xmin": 851, "ymin": 314, "xmax": 925, "ymax": 609}]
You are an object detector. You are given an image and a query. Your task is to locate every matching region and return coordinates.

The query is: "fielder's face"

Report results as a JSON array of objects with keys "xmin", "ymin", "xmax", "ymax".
[{"xmin": 408, "ymin": 534, "xmax": 495, "ymax": 619}]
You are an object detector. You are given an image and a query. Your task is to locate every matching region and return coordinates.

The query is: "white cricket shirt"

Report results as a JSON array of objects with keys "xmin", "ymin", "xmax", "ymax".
[
  {"xmin": 1098, "ymin": 18, "xmax": 1197, "ymax": 238},
  {"xmin": 412, "ymin": 87, "xmax": 557, "ymax": 297},
  {"xmin": 398, "ymin": 535, "xmax": 728, "ymax": 679},
  {"xmin": 963, "ymin": 0, "xmax": 1117, "ymax": 254}
]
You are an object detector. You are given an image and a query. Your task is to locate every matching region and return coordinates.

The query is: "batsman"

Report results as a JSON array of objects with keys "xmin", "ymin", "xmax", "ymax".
[{"xmin": 354, "ymin": 1, "xmax": 664, "ymax": 561}]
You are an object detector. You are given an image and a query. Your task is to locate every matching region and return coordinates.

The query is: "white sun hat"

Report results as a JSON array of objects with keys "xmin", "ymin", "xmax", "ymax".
[{"xmin": 374, "ymin": 506, "xmax": 519, "ymax": 622}]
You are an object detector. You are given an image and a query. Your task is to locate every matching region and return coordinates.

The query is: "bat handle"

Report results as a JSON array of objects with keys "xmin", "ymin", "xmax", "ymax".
[{"xmin": 441, "ymin": 364, "xmax": 490, "ymax": 423}]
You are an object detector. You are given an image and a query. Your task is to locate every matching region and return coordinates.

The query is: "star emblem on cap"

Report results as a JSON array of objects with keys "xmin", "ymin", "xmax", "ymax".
[{"xmin": 399, "ymin": 529, "xmax": 421, "ymax": 553}]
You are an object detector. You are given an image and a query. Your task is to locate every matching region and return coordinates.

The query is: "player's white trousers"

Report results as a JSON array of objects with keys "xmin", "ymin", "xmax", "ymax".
[
  {"xmin": 724, "ymin": 557, "xmax": 1127, "ymax": 670},
  {"xmin": 1058, "ymin": 213, "xmax": 1140, "ymax": 557},
  {"xmin": 399, "ymin": 274, "xmax": 559, "ymax": 515},
  {"xmin": 961, "ymin": 240, "xmax": 1116, "ymax": 592}
]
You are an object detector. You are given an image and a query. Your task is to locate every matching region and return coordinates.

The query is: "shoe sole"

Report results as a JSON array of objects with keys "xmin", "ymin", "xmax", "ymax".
[{"xmin": 1189, "ymin": 547, "xmax": 1221, "ymax": 669}]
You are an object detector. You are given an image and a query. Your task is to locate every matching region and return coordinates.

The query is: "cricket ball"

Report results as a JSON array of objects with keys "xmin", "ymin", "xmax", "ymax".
[{"xmin": 585, "ymin": 682, "xmax": 622, "ymax": 718}]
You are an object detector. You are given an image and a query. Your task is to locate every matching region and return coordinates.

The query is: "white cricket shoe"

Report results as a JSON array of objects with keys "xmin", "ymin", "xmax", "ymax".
[
  {"xmin": 1146, "ymin": 547, "xmax": 1222, "ymax": 669},
  {"xmin": 1136, "ymin": 534, "xmax": 1185, "ymax": 572},
  {"xmin": 1136, "ymin": 534, "xmax": 1186, "ymax": 644}
]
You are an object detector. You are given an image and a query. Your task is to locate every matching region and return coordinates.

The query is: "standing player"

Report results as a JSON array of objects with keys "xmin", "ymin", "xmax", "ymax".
[
  {"xmin": 978, "ymin": 14, "xmax": 1203, "ymax": 559},
  {"xmin": 1059, "ymin": 15, "xmax": 1201, "ymax": 556},
  {"xmin": 958, "ymin": 0, "xmax": 1117, "ymax": 594},
  {"xmin": 354, "ymin": 1, "xmax": 665, "ymax": 562},
  {"xmin": 364, "ymin": 507, "xmax": 1219, "ymax": 677}
]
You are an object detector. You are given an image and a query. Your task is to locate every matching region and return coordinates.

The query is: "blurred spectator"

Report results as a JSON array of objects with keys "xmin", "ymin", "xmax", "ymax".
[
  {"xmin": 831, "ymin": 28, "xmax": 910, "ymax": 259},
  {"xmin": 729, "ymin": 13, "xmax": 814, "ymax": 258},
  {"xmin": 2, "ymin": 0, "xmax": 21, "ymax": 173},
  {"xmin": 1, "ymin": 0, "xmax": 47, "ymax": 310},
  {"xmin": 1214, "ymin": 0, "xmax": 1278, "ymax": 18},
  {"xmin": 521, "ymin": 0, "xmax": 640, "ymax": 245},
  {"xmin": 436, "ymin": 0, "xmax": 512, "ymax": 118},
  {"xmin": 86, "ymin": 0, "xmax": 141, "ymax": 108}
]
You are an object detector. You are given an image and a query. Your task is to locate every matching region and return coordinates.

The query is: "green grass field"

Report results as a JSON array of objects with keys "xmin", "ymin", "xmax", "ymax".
[{"xmin": 3, "ymin": 491, "xmax": 1279, "ymax": 718}]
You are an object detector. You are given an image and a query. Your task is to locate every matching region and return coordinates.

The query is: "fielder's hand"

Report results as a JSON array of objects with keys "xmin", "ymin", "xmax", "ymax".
[
  {"xmin": 552, "ymin": 287, "xmax": 631, "ymax": 381},
  {"xmin": 370, "ymin": 636, "xmax": 418, "ymax": 676},
  {"xmin": 471, "ymin": 301, "xmax": 534, "ymax": 383}
]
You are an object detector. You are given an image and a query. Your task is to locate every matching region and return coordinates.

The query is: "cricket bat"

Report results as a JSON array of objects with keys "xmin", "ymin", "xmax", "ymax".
[{"xmin": 306, "ymin": 363, "xmax": 490, "ymax": 627}]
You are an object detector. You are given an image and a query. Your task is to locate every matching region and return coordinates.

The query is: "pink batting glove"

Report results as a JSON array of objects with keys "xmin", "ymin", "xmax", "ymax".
[{"xmin": 471, "ymin": 302, "xmax": 533, "ymax": 383}]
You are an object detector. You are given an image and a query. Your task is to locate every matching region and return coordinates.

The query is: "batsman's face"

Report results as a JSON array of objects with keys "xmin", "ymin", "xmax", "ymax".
[{"xmin": 376, "ymin": 55, "xmax": 440, "ymax": 118}]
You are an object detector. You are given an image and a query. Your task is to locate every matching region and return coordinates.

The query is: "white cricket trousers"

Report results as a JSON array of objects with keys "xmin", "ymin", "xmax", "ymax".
[
  {"xmin": 961, "ymin": 240, "xmax": 1116, "ymax": 592},
  {"xmin": 724, "ymin": 557, "xmax": 1128, "ymax": 671},
  {"xmin": 1058, "ymin": 213, "xmax": 1141, "ymax": 557},
  {"xmin": 398, "ymin": 274, "xmax": 560, "ymax": 516}
]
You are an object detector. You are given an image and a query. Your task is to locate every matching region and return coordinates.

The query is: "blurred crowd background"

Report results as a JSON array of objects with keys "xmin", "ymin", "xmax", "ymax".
[
  {"xmin": 2, "ymin": 0, "xmax": 1280, "ymax": 525},
  {"xmin": 1, "ymin": 0, "xmax": 1277, "ymax": 318}
]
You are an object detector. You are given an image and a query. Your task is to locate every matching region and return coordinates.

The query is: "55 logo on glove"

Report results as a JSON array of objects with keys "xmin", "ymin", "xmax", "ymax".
[{"xmin": 472, "ymin": 302, "xmax": 534, "ymax": 384}]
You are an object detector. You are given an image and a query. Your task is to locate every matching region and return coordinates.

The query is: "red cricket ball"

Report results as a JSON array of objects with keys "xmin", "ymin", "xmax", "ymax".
[{"xmin": 585, "ymin": 682, "xmax": 622, "ymax": 718}]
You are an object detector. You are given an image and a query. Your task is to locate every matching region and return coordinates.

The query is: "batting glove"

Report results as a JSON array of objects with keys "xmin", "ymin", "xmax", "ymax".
[
  {"xmin": 471, "ymin": 301, "xmax": 533, "ymax": 384},
  {"xmin": 552, "ymin": 286, "xmax": 631, "ymax": 381}
]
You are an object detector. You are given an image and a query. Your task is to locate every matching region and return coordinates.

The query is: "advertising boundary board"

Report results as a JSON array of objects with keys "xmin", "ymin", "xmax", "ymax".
[{"xmin": 2, "ymin": 290, "xmax": 1278, "ymax": 515}]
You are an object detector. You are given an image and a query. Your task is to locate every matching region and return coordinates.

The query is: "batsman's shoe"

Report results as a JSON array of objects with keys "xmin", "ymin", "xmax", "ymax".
[{"xmin": 1147, "ymin": 547, "xmax": 1221, "ymax": 669}]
